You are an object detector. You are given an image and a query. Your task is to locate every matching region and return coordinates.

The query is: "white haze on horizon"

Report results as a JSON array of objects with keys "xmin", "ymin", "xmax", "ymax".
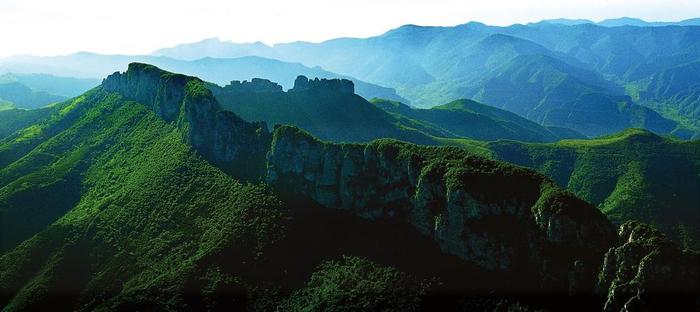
[{"xmin": 0, "ymin": 0, "xmax": 698, "ymax": 58}]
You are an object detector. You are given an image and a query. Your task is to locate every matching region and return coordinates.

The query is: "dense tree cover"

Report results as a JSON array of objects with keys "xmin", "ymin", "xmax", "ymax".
[{"xmin": 488, "ymin": 129, "xmax": 700, "ymax": 249}]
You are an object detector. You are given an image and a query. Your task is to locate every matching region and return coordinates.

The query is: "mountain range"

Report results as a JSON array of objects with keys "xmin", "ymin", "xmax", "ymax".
[
  {"xmin": 0, "ymin": 53, "xmax": 407, "ymax": 103},
  {"xmin": 541, "ymin": 17, "xmax": 700, "ymax": 27},
  {"xmin": 146, "ymin": 21, "xmax": 700, "ymax": 139},
  {"xmin": 1, "ymin": 16, "xmax": 700, "ymax": 311},
  {"xmin": 1, "ymin": 63, "xmax": 696, "ymax": 311}
]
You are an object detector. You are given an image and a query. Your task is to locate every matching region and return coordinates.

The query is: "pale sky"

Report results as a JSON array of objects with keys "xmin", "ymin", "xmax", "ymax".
[{"xmin": 0, "ymin": 0, "xmax": 698, "ymax": 58}]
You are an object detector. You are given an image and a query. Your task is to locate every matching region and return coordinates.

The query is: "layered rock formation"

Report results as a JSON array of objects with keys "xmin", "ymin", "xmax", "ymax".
[
  {"xmin": 266, "ymin": 125, "xmax": 616, "ymax": 292},
  {"xmin": 290, "ymin": 75, "xmax": 354, "ymax": 94},
  {"xmin": 597, "ymin": 221, "xmax": 699, "ymax": 311},
  {"xmin": 103, "ymin": 63, "xmax": 271, "ymax": 180},
  {"xmin": 223, "ymin": 78, "xmax": 283, "ymax": 94}
]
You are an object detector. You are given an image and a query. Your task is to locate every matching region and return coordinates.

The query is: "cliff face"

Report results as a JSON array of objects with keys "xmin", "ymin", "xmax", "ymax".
[
  {"xmin": 102, "ymin": 63, "xmax": 271, "ymax": 180},
  {"xmin": 266, "ymin": 125, "xmax": 616, "ymax": 292},
  {"xmin": 597, "ymin": 221, "xmax": 700, "ymax": 312},
  {"xmin": 223, "ymin": 78, "xmax": 283, "ymax": 94},
  {"xmin": 290, "ymin": 75, "xmax": 354, "ymax": 94}
]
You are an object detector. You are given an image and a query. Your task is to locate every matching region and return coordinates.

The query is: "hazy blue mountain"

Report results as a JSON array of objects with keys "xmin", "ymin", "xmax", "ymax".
[
  {"xmin": 0, "ymin": 53, "xmax": 407, "ymax": 102},
  {"xmin": 0, "ymin": 81, "xmax": 66, "ymax": 109},
  {"xmin": 630, "ymin": 60, "xmax": 700, "ymax": 135},
  {"xmin": 144, "ymin": 21, "xmax": 700, "ymax": 138},
  {"xmin": 541, "ymin": 17, "xmax": 700, "ymax": 27},
  {"xmin": 597, "ymin": 17, "xmax": 700, "ymax": 27},
  {"xmin": 466, "ymin": 54, "xmax": 678, "ymax": 136},
  {"xmin": 0, "ymin": 73, "xmax": 99, "ymax": 97},
  {"xmin": 6, "ymin": 19, "xmax": 700, "ymax": 138},
  {"xmin": 538, "ymin": 18, "xmax": 594, "ymax": 26},
  {"xmin": 371, "ymin": 98, "xmax": 584, "ymax": 142},
  {"xmin": 152, "ymin": 37, "xmax": 277, "ymax": 60}
]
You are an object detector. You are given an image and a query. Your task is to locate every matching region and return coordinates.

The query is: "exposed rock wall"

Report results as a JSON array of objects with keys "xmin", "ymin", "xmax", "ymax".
[
  {"xmin": 290, "ymin": 75, "xmax": 354, "ymax": 94},
  {"xmin": 266, "ymin": 125, "xmax": 616, "ymax": 292},
  {"xmin": 223, "ymin": 78, "xmax": 283, "ymax": 94},
  {"xmin": 102, "ymin": 63, "xmax": 271, "ymax": 180},
  {"xmin": 597, "ymin": 221, "xmax": 699, "ymax": 312}
]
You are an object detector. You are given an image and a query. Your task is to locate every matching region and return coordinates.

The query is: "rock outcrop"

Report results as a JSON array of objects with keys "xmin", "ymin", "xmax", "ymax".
[
  {"xmin": 597, "ymin": 221, "xmax": 700, "ymax": 311},
  {"xmin": 290, "ymin": 75, "xmax": 354, "ymax": 94},
  {"xmin": 103, "ymin": 63, "xmax": 271, "ymax": 180},
  {"xmin": 223, "ymin": 78, "xmax": 283, "ymax": 94},
  {"xmin": 266, "ymin": 125, "xmax": 616, "ymax": 292}
]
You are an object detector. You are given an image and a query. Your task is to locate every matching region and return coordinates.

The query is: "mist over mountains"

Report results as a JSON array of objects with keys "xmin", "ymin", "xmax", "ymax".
[{"xmin": 145, "ymin": 19, "xmax": 700, "ymax": 138}]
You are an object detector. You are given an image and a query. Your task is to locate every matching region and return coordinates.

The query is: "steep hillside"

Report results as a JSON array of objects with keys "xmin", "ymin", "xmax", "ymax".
[
  {"xmin": 372, "ymin": 98, "xmax": 584, "ymax": 142},
  {"xmin": 0, "ymin": 88, "xmax": 287, "ymax": 310},
  {"xmin": 488, "ymin": 129, "xmax": 700, "ymax": 249},
  {"xmin": 1, "ymin": 63, "xmax": 660, "ymax": 311}
]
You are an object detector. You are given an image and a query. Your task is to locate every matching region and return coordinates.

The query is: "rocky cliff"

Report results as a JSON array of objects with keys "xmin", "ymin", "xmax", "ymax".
[
  {"xmin": 266, "ymin": 125, "xmax": 616, "ymax": 292},
  {"xmin": 290, "ymin": 75, "xmax": 354, "ymax": 94},
  {"xmin": 223, "ymin": 78, "xmax": 283, "ymax": 94},
  {"xmin": 102, "ymin": 63, "xmax": 271, "ymax": 180},
  {"xmin": 597, "ymin": 221, "xmax": 699, "ymax": 311}
]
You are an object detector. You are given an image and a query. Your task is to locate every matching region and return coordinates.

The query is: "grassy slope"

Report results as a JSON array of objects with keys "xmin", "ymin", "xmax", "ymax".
[
  {"xmin": 0, "ymin": 88, "xmax": 286, "ymax": 310},
  {"xmin": 488, "ymin": 129, "xmax": 700, "ymax": 249}
]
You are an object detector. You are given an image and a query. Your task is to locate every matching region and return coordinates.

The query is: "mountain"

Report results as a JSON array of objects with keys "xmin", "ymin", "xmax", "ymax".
[
  {"xmin": 0, "ymin": 81, "xmax": 66, "ymax": 109},
  {"xmin": 145, "ymin": 21, "xmax": 700, "ymax": 139},
  {"xmin": 539, "ymin": 18, "xmax": 594, "ymax": 26},
  {"xmin": 0, "ymin": 73, "xmax": 100, "ymax": 98},
  {"xmin": 152, "ymin": 37, "xmax": 277, "ymax": 60},
  {"xmin": 6, "ymin": 63, "xmax": 695, "ymax": 311},
  {"xmin": 372, "ymin": 98, "xmax": 584, "ymax": 142},
  {"xmin": 597, "ymin": 17, "xmax": 700, "ymax": 27},
  {"xmin": 209, "ymin": 76, "xmax": 436, "ymax": 144},
  {"xmin": 630, "ymin": 60, "xmax": 700, "ymax": 137},
  {"xmin": 467, "ymin": 54, "xmax": 679, "ymax": 136},
  {"xmin": 0, "ymin": 53, "xmax": 407, "ymax": 103},
  {"xmin": 488, "ymin": 128, "xmax": 700, "ymax": 249}
]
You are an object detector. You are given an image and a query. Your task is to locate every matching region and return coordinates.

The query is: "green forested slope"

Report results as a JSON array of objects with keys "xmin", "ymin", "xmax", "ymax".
[
  {"xmin": 0, "ymin": 64, "xmax": 626, "ymax": 311},
  {"xmin": 488, "ymin": 129, "xmax": 700, "ymax": 248}
]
